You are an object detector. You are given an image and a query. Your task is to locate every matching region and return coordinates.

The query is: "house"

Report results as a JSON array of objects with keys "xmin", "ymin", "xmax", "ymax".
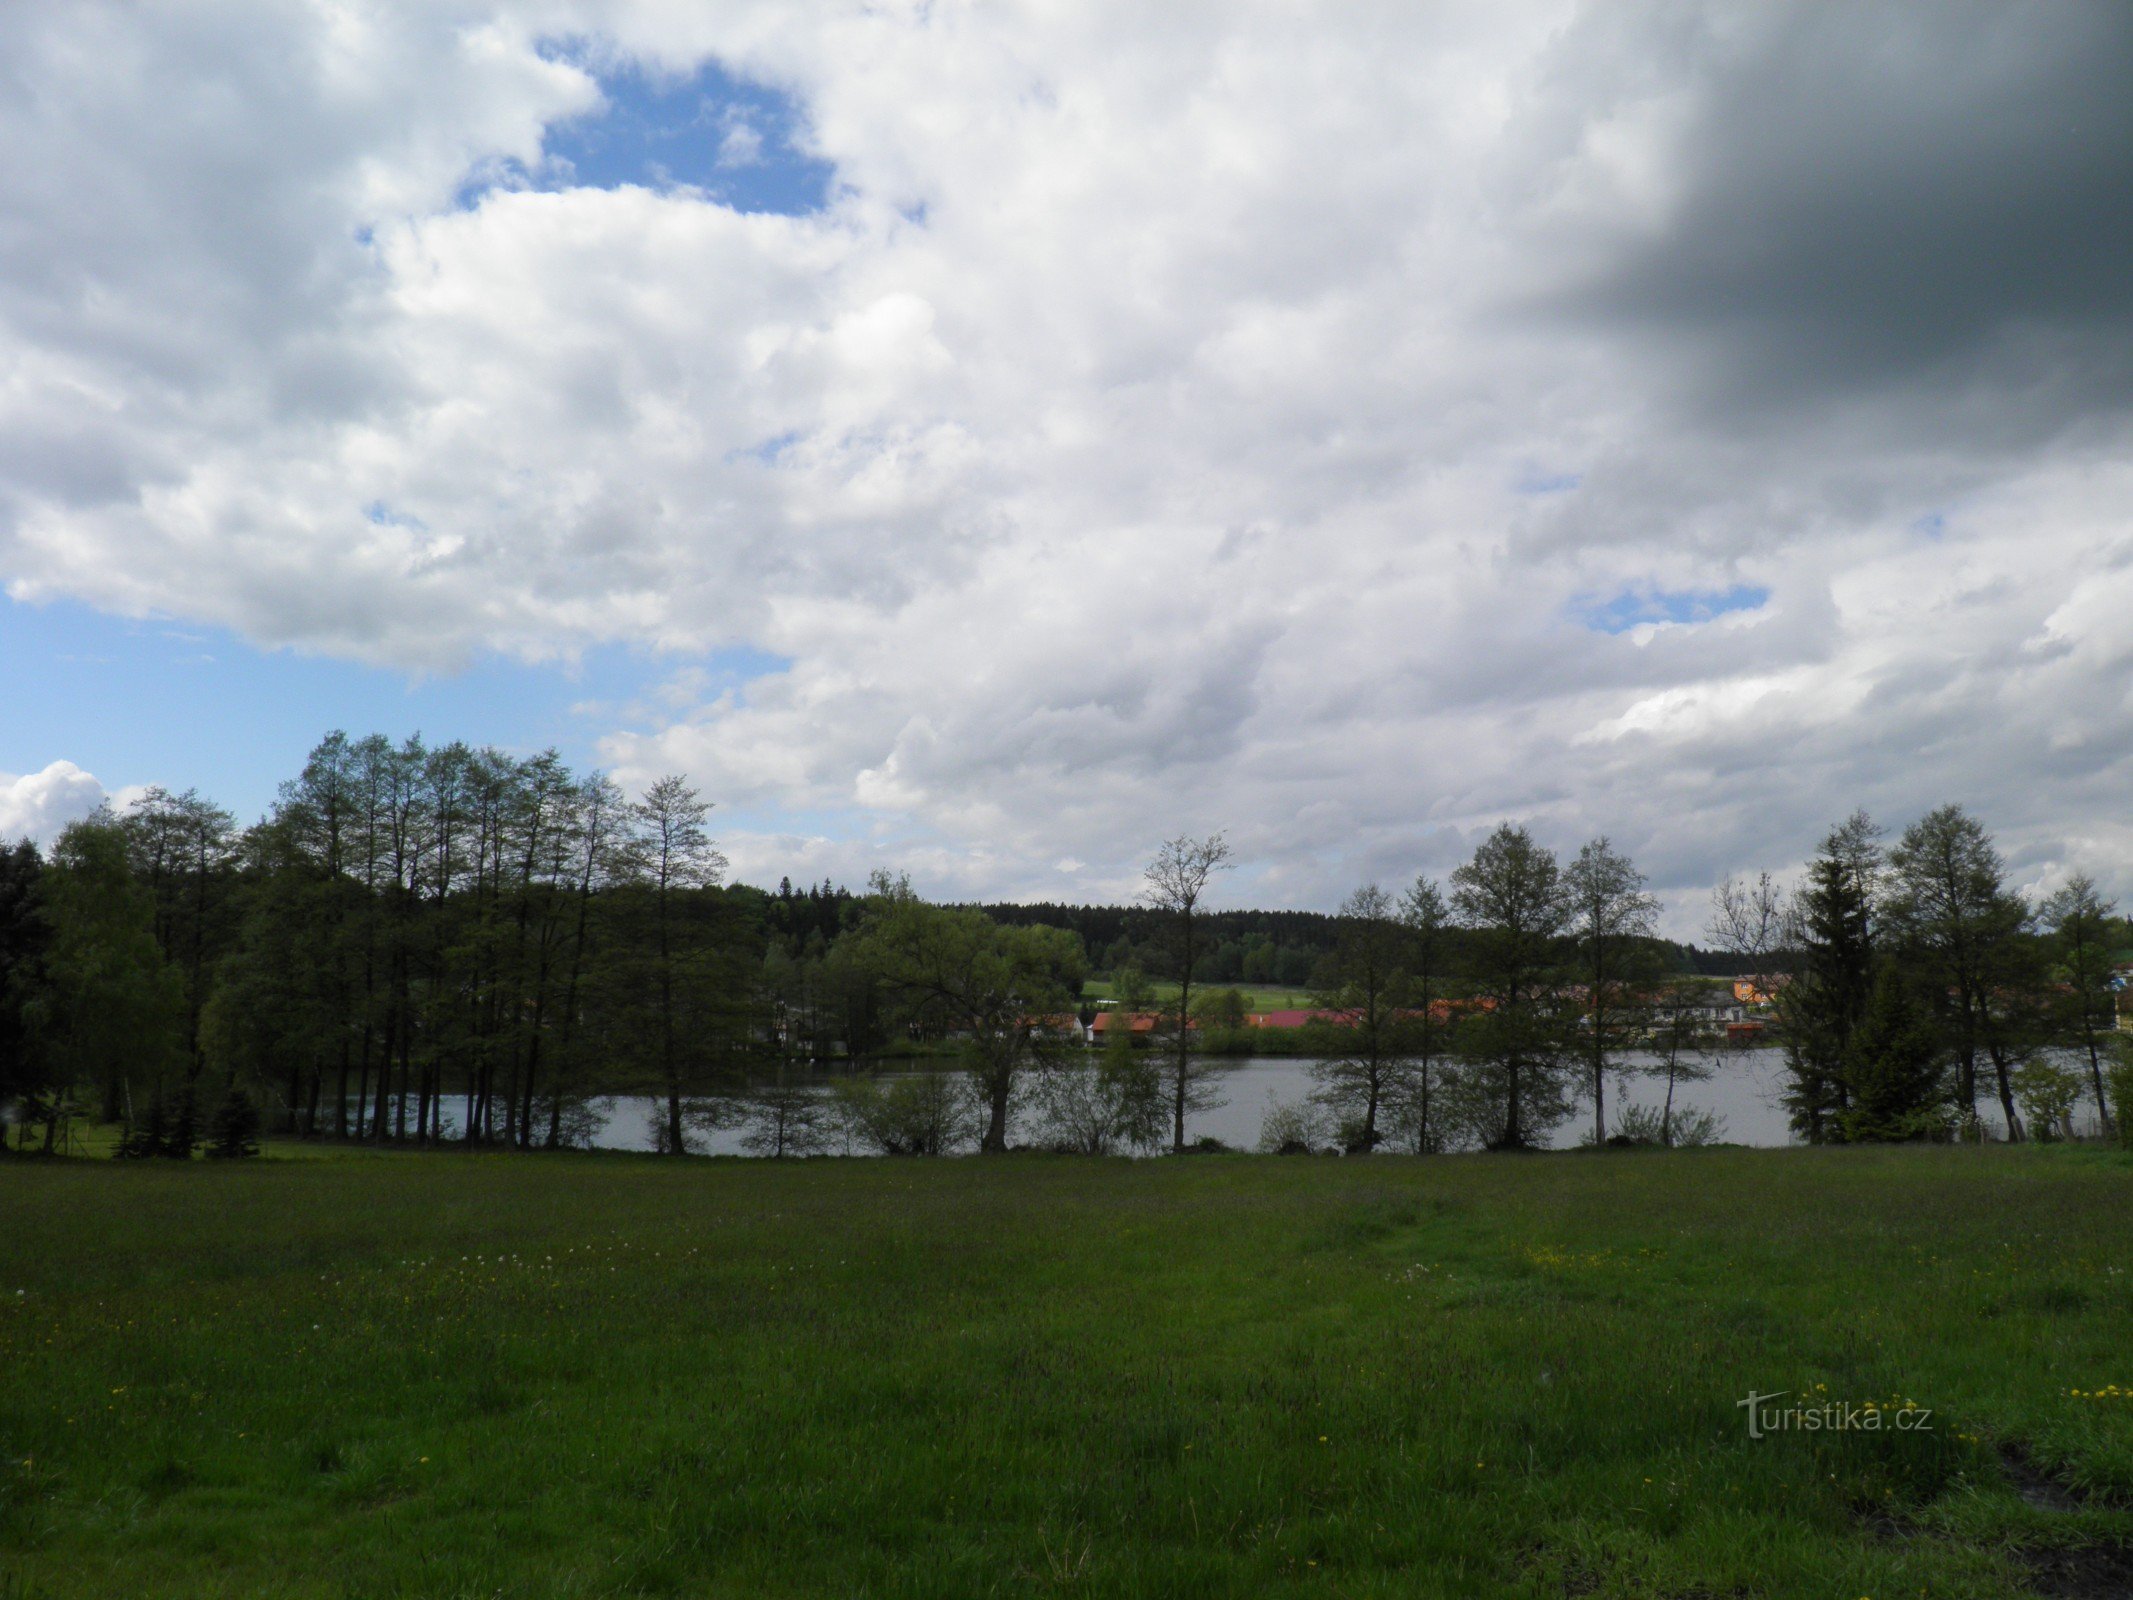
[
  {"xmin": 1683, "ymin": 990, "xmax": 1747, "ymax": 1026},
  {"xmin": 1732, "ymin": 976, "xmax": 1786, "ymax": 1008},
  {"xmin": 1088, "ymin": 1010, "xmax": 1167, "ymax": 1044}
]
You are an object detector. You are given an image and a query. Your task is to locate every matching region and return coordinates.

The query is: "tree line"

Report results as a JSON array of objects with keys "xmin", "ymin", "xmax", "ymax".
[{"xmin": 0, "ymin": 731, "xmax": 2124, "ymax": 1158}]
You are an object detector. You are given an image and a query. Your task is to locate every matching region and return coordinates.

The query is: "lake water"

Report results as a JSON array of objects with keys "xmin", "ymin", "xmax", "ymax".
[{"xmin": 397, "ymin": 1047, "xmax": 2113, "ymax": 1154}]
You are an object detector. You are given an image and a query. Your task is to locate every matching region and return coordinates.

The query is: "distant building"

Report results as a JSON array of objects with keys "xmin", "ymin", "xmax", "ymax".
[{"xmin": 1732, "ymin": 976, "xmax": 1786, "ymax": 1007}]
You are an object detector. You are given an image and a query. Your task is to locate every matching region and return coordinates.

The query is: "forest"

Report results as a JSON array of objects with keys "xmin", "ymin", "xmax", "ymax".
[{"xmin": 0, "ymin": 731, "xmax": 2127, "ymax": 1162}]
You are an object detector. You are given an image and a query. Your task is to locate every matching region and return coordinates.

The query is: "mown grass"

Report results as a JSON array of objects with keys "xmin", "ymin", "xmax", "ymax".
[{"xmin": 0, "ymin": 1145, "xmax": 2128, "ymax": 1598}]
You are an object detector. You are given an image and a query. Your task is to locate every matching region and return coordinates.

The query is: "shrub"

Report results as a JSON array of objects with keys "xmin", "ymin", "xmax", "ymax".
[
  {"xmin": 2013, "ymin": 1058, "xmax": 2083, "ymax": 1143},
  {"xmin": 1256, "ymin": 1095, "xmax": 1325, "ymax": 1155},
  {"xmin": 2107, "ymin": 1047, "xmax": 2133, "ymax": 1150}
]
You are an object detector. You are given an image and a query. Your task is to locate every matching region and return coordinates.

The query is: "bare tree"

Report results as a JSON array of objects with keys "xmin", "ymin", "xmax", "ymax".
[
  {"xmin": 1708, "ymin": 870, "xmax": 1785, "ymax": 984},
  {"xmin": 1142, "ymin": 832, "xmax": 1234, "ymax": 1153}
]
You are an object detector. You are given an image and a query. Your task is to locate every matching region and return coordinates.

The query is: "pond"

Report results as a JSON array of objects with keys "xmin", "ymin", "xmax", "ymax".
[{"xmin": 389, "ymin": 1046, "xmax": 2113, "ymax": 1154}]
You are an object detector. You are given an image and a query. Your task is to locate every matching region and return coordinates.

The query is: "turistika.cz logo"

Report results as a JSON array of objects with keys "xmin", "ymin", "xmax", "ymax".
[{"xmin": 1737, "ymin": 1389, "xmax": 1932, "ymax": 1439}]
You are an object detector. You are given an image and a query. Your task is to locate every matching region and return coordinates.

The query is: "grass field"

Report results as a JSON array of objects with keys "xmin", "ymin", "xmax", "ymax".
[{"xmin": 1, "ymin": 1147, "xmax": 2129, "ymax": 1598}]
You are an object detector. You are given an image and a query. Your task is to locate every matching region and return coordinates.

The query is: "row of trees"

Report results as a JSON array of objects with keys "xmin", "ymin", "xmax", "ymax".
[
  {"xmin": 1747, "ymin": 806, "xmax": 2124, "ymax": 1143},
  {"xmin": 1283, "ymin": 808, "xmax": 2126, "ymax": 1152},
  {"xmin": 0, "ymin": 734, "xmax": 770, "ymax": 1155},
  {"xmin": 0, "ymin": 730, "xmax": 2123, "ymax": 1158}
]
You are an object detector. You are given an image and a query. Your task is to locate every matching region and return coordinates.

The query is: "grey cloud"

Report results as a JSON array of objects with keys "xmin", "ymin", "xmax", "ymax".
[{"xmin": 1552, "ymin": 4, "xmax": 2133, "ymax": 434}]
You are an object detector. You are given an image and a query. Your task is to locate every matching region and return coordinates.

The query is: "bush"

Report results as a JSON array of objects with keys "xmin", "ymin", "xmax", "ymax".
[
  {"xmin": 2013, "ymin": 1058, "xmax": 2084, "ymax": 1143},
  {"xmin": 832, "ymin": 1071, "xmax": 972, "ymax": 1156},
  {"xmin": 2108, "ymin": 1048, "xmax": 2133, "ymax": 1150},
  {"xmin": 1256, "ymin": 1095, "xmax": 1325, "ymax": 1155},
  {"xmin": 1601, "ymin": 1102, "xmax": 1730, "ymax": 1149}
]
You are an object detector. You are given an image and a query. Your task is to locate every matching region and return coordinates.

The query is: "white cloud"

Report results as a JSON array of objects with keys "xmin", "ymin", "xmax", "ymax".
[
  {"xmin": 3, "ymin": 3, "xmax": 2133, "ymax": 933},
  {"xmin": 0, "ymin": 762, "xmax": 109, "ymax": 843}
]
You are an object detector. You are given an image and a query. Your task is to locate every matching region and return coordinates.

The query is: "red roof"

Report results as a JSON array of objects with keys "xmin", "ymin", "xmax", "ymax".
[{"xmin": 1090, "ymin": 1011, "xmax": 1167, "ymax": 1035}]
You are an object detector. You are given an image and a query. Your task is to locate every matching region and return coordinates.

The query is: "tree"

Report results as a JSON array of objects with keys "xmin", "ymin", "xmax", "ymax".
[
  {"xmin": 201, "ymin": 820, "xmax": 342, "ymax": 1137},
  {"xmin": 628, "ymin": 776, "xmax": 729, "ymax": 1157},
  {"xmin": 1645, "ymin": 982, "xmax": 1720, "ymax": 1147},
  {"xmin": 832, "ymin": 1070, "xmax": 973, "ymax": 1156},
  {"xmin": 739, "ymin": 1072, "xmax": 830, "ymax": 1158},
  {"xmin": 1708, "ymin": 871, "xmax": 1786, "ymax": 989},
  {"xmin": 1450, "ymin": 824, "xmax": 1576, "ymax": 1149},
  {"xmin": 1388, "ymin": 876, "xmax": 1455, "ymax": 1153},
  {"xmin": 205, "ymin": 1085, "xmax": 262, "ymax": 1160},
  {"xmin": 1563, "ymin": 838, "xmax": 1659, "ymax": 1144},
  {"xmin": 1309, "ymin": 884, "xmax": 1412, "ymax": 1152},
  {"xmin": 1775, "ymin": 811, "xmax": 1882, "ymax": 1141},
  {"xmin": 30, "ymin": 813, "xmax": 185, "ymax": 1132},
  {"xmin": 119, "ymin": 787, "xmax": 238, "ymax": 1079},
  {"xmin": 853, "ymin": 876, "xmax": 1084, "ymax": 1152},
  {"xmin": 1032, "ymin": 1025, "xmax": 1164, "ymax": 1155},
  {"xmin": 1142, "ymin": 833, "xmax": 1234, "ymax": 1153},
  {"xmin": 0, "ymin": 839, "xmax": 54, "ymax": 1150},
  {"xmin": 1839, "ymin": 964, "xmax": 1947, "ymax": 1142},
  {"xmin": 2013, "ymin": 1057, "xmax": 2083, "ymax": 1143},
  {"xmin": 1883, "ymin": 805, "xmax": 2031, "ymax": 1137},
  {"xmin": 2041, "ymin": 875, "xmax": 2118, "ymax": 1139}
]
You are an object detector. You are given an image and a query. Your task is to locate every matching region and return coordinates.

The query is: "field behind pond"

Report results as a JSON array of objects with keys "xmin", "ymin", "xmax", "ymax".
[{"xmin": 1, "ymin": 1147, "xmax": 2129, "ymax": 1599}]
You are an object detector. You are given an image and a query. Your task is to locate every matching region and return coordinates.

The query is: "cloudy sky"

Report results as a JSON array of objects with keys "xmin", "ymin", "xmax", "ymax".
[{"xmin": 4, "ymin": 2, "xmax": 2131, "ymax": 931}]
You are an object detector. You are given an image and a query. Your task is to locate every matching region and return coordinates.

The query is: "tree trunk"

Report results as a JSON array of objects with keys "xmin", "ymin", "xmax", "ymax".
[{"xmin": 1988, "ymin": 1042, "xmax": 2024, "ymax": 1141}]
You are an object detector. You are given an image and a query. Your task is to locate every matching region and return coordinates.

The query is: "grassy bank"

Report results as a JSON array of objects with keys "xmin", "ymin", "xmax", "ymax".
[{"xmin": 1, "ymin": 1147, "xmax": 2128, "ymax": 1597}]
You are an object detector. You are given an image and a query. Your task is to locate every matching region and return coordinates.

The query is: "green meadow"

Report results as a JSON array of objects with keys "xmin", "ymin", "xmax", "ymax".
[{"xmin": 1, "ymin": 1146, "xmax": 2128, "ymax": 1598}]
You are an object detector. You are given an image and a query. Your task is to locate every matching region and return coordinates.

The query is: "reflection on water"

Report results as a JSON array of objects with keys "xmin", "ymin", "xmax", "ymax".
[{"xmin": 396, "ymin": 1047, "xmax": 2111, "ymax": 1155}]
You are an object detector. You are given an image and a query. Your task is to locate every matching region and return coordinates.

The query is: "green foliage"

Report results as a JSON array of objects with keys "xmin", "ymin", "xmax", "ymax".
[
  {"xmin": 1450, "ymin": 825, "xmax": 1578, "ymax": 1148},
  {"xmin": 1254, "ymin": 1094, "xmax": 1326, "ymax": 1153},
  {"xmin": 852, "ymin": 877, "xmax": 1085, "ymax": 1152},
  {"xmin": 205, "ymin": 1087, "xmax": 262, "ymax": 1160},
  {"xmin": 1609, "ymin": 1101, "xmax": 1728, "ymax": 1147},
  {"xmin": 1840, "ymin": 965, "xmax": 1948, "ymax": 1143},
  {"xmin": 2109, "ymin": 1047, "xmax": 2133, "ymax": 1151},
  {"xmin": 829, "ymin": 1069, "xmax": 973, "ymax": 1155},
  {"xmin": 1030, "ymin": 1044, "xmax": 1165, "ymax": 1155},
  {"xmin": 2012, "ymin": 1057, "xmax": 2084, "ymax": 1143},
  {"xmin": 1778, "ymin": 810, "xmax": 1882, "ymax": 1141},
  {"xmin": 31, "ymin": 813, "xmax": 185, "ymax": 1127}
]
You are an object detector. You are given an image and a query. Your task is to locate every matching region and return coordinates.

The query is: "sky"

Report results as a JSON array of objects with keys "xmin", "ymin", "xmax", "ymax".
[{"xmin": 3, "ymin": 2, "xmax": 2132, "ymax": 934}]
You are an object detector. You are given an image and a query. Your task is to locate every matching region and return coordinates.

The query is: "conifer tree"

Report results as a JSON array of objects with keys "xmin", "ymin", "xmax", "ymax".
[
  {"xmin": 206, "ymin": 1086, "xmax": 263, "ymax": 1160},
  {"xmin": 1840, "ymin": 965, "xmax": 1947, "ymax": 1142}
]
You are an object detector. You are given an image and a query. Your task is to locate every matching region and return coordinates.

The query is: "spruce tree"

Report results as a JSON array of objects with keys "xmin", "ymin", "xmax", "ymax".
[
  {"xmin": 1775, "ymin": 811, "xmax": 1881, "ymax": 1140},
  {"xmin": 206, "ymin": 1087, "xmax": 262, "ymax": 1160},
  {"xmin": 118, "ymin": 1095, "xmax": 172, "ymax": 1159},
  {"xmin": 1841, "ymin": 965, "xmax": 1946, "ymax": 1142},
  {"xmin": 166, "ymin": 1084, "xmax": 199, "ymax": 1159}
]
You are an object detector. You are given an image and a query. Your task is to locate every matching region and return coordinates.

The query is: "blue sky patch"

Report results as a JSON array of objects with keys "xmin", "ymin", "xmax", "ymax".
[
  {"xmin": 0, "ymin": 595, "xmax": 787, "ymax": 827},
  {"xmin": 1517, "ymin": 469, "xmax": 1582, "ymax": 495},
  {"xmin": 1573, "ymin": 583, "xmax": 1770, "ymax": 635},
  {"xmin": 518, "ymin": 48, "xmax": 835, "ymax": 215}
]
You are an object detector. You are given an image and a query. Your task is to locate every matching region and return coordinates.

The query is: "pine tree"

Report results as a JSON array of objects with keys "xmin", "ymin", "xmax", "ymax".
[
  {"xmin": 1775, "ymin": 811, "xmax": 1881, "ymax": 1140},
  {"xmin": 117, "ymin": 1095, "xmax": 173, "ymax": 1159},
  {"xmin": 166, "ymin": 1084, "xmax": 199, "ymax": 1159},
  {"xmin": 206, "ymin": 1087, "xmax": 262, "ymax": 1160},
  {"xmin": 1841, "ymin": 965, "xmax": 1946, "ymax": 1142}
]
